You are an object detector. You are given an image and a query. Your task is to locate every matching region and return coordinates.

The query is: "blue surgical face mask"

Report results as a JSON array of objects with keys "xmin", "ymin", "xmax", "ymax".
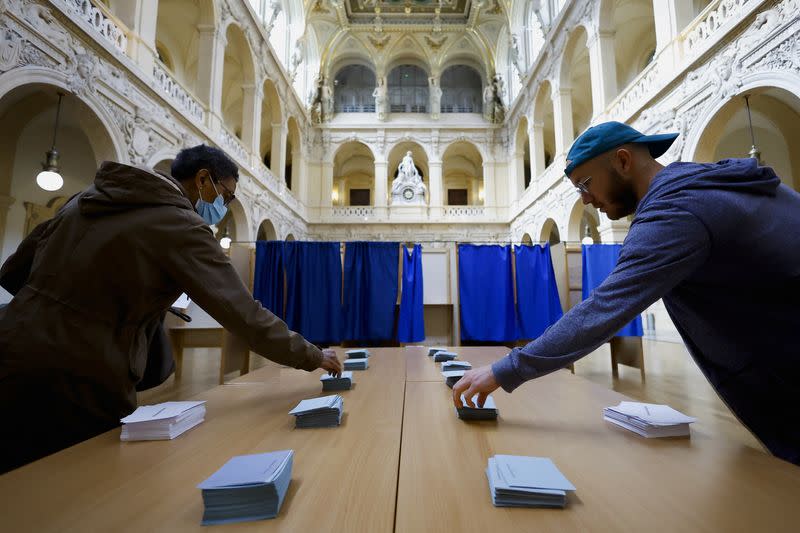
[{"xmin": 195, "ymin": 178, "xmax": 228, "ymax": 226}]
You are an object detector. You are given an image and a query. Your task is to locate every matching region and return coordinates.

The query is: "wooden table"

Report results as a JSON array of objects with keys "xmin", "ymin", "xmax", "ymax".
[
  {"xmin": 0, "ymin": 349, "xmax": 405, "ymax": 532},
  {"xmin": 2, "ymin": 347, "xmax": 799, "ymax": 532},
  {"xmin": 166, "ymin": 304, "xmax": 250, "ymax": 384},
  {"xmin": 395, "ymin": 369, "xmax": 800, "ymax": 532}
]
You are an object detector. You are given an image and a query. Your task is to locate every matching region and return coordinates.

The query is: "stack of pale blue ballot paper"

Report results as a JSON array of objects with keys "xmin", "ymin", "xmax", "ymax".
[
  {"xmin": 442, "ymin": 370, "xmax": 466, "ymax": 388},
  {"xmin": 120, "ymin": 401, "xmax": 206, "ymax": 441},
  {"xmin": 289, "ymin": 395, "xmax": 344, "ymax": 428},
  {"xmin": 441, "ymin": 360, "xmax": 471, "ymax": 372},
  {"xmin": 603, "ymin": 401, "xmax": 696, "ymax": 437},
  {"xmin": 320, "ymin": 371, "xmax": 353, "ymax": 391},
  {"xmin": 197, "ymin": 450, "xmax": 293, "ymax": 525},
  {"xmin": 346, "ymin": 348, "xmax": 370, "ymax": 358},
  {"xmin": 486, "ymin": 455, "xmax": 576, "ymax": 508},
  {"xmin": 428, "ymin": 347, "xmax": 448, "ymax": 357},
  {"xmin": 457, "ymin": 394, "xmax": 498, "ymax": 420},
  {"xmin": 433, "ymin": 351, "xmax": 458, "ymax": 362},
  {"xmin": 343, "ymin": 358, "xmax": 369, "ymax": 370}
]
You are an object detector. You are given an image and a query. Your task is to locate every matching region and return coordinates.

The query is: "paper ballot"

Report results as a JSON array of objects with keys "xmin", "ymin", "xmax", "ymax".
[
  {"xmin": 486, "ymin": 455, "xmax": 575, "ymax": 508},
  {"xmin": 343, "ymin": 358, "xmax": 369, "ymax": 370},
  {"xmin": 441, "ymin": 360, "xmax": 471, "ymax": 371},
  {"xmin": 198, "ymin": 450, "xmax": 294, "ymax": 525},
  {"xmin": 345, "ymin": 349, "xmax": 370, "ymax": 359},
  {"xmin": 120, "ymin": 401, "xmax": 206, "ymax": 440},
  {"xmin": 456, "ymin": 394, "xmax": 498, "ymax": 420},
  {"xmin": 289, "ymin": 395, "xmax": 344, "ymax": 428},
  {"xmin": 433, "ymin": 351, "xmax": 458, "ymax": 363},
  {"xmin": 172, "ymin": 293, "xmax": 191, "ymax": 309},
  {"xmin": 321, "ymin": 371, "xmax": 353, "ymax": 391},
  {"xmin": 603, "ymin": 401, "xmax": 696, "ymax": 438},
  {"xmin": 441, "ymin": 370, "xmax": 466, "ymax": 388},
  {"xmin": 428, "ymin": 347, "xmax": 447, "ymax": 357}
]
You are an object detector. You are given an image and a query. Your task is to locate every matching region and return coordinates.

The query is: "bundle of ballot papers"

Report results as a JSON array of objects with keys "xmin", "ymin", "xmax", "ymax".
[
  {"xmin": 197, "ymin": 450, "xmax": 294, "ymax": 525},
  {"xmin": 120, "ymin": 401, "xmax": 206, "ymax": 441},
  {"xmin": 428, "ymin": 347, "xmax": 448, "ymax": 357},
  {"xmin": 433, "ymin": 351, "xmax": 458, "ymax": 363},
  {"xmin": 603, "ymin": 401, "xmax": 696, "ymax": 438},
  {"xmin": 441, "ymin": 360, "xmax": 471, "ymax": 372},
  {"xmin": 289, "ymin": 395, "xmax": 344, "ymax": 428},
  {"xmin": 486, "ymin": 455, "xmax": 576, "ymax": 508},
  {"xmin": 442, "ymin": 370, "xmax": 466, "ymax": 388},
  {"xmin": 343, "ymin": 358, "xmax": 369, "ymax": 370},
  {"xmin": 346, "ymin": 348, "xmax": 370, "ymax": 359},
  {"xmin": 456, "ymin": 394, "xmax": 498, "ymax": 420},
  {"xmin": 320, "ymin": 371, "xmax": 353, "ymax": 391}
]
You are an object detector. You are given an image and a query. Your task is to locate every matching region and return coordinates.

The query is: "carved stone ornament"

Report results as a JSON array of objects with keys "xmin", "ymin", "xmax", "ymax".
[{"xmin": 0, "ymin": 26, "xmax": 22, "ymax": 71}]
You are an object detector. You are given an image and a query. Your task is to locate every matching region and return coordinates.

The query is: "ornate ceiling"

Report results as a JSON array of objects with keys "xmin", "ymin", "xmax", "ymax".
[{"xmin": 344, "ymin": 0, "xmax": 472, "ymax": 23}]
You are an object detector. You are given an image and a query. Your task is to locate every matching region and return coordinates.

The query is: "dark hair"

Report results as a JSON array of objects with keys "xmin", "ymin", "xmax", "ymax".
[{"xmin": 171, "ymin": 144, "xmax": 239, "ymax": 183}]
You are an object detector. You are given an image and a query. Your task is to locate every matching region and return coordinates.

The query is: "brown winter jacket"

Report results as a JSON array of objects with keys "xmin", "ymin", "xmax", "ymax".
[{"xmin": 0, "ymin": 162, "xmax": 322, "ymax": 423}]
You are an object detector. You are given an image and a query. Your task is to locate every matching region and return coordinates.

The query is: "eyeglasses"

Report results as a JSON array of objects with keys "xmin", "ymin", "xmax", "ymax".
[
  {"xmin": 216, "ymin": 180, "xmax": 236, "ymax": 206},
  {"xmin": 575, "ymin": 175, "xmax": 593, "ymax": 196}
]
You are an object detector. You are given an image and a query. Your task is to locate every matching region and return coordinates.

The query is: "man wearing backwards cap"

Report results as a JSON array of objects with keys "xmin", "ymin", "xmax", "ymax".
[{"xmin": 454, "ymin": 121, "xmax": 800, "ymax": 465}]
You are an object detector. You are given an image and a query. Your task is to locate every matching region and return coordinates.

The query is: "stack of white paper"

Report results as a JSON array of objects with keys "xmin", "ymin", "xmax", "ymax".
[
  {"xmin": 603, "ymin": 401, "xmax": 696, "ymax": 438},
  {"xmin": 486, "ymin": 455, "xmax": 576, "ymax": 508},
  {"xmin": 433, "ymin": 351, "xmax": 458, "ymax": 363},
  {"xmin": 120, "ymin": 401, "xmax": 206, "ymax": 441},
  {"xmin": 198, "ymin": 450, "xmax": 293, "ymax": 525},
  {"xmin": 320, "ymin": 371, "xmax": 353, "ymax": 391},
  {"xmin": 456, "ymin": 394, "xmax": 498, "ymax": 421},
  {"xmin": 289, "ymin": 395, "xmax": 344, "ymax": 428},
  {"xmin": 345, "ymin": 348, "xmax": 370, "ymax": 359},
  {"xmin": 441, "ymin": 370, "xmax": 466, "ymax": 388},
  {"xmin": 428, "ymin": 347, "xmax": 447, "ymax": 357},
  {"xmin": 441, "ymin": 360, "xmax": 471, "ymax": 372},
  {"xmin": 343, "ymin": 358, "xmax": 369, "ymax": 370}
]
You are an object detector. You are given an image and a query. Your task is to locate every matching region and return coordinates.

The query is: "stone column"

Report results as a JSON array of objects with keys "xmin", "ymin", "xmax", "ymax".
[
  {"xmin": 428, "ymin": 159, "xmax": 443, "ymax": 218},
  {"xmin": 117, "ymin": 0, "xmax": 159, "ymax": 75},
  {"xmin": 321, "ymin": 158, "xmax": 334, "ymax": 208},
  {"xmin": 653, "ymin": 0, "xmax": 696, "ymax": 52},
  {"xmin": 552, "ymin": 84, "xmax": 574, "ymax": 158},
  {"xmin": 271, "ymin": 121, "xmax": 287, "ymax": 182},
  {"xmin": 374, "ymin": 159, "xmax": 388, "ymax": 218},
  {"xmin": 241, "ymin": 84, "xmax": 262, "ymax": 164},
  {"xmin": 197, "ymin": 25, "xmax": 226, "ymax": 130},
  {"xmin": 587, "ymin": 29, "xmax": 618, "ymax": 114},
  {"xmin": 531, "ymin": 121, "xmax": 545, "ymax": 177},
  {"xmin": 598, "ymin": 213, "xmax": 631, "ymax": 242}
]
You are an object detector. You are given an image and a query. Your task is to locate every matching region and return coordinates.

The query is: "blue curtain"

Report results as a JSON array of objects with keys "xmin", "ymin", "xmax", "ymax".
[
  {"xmin": 343, "ymin": 242, "xmax": 400, "ymax": 343},
  {"xmin": 253, "ymin": 241, "xmax": 285, "ymax": 319},
  {"xmin": 582, "ymin": 244, "xmax": 643, "ymax": 337},
  {"xmin": 398, "ymin": 244, "xmax": 425, "ymax": 343},
  {"xmin": 514, "ymin": 244, "xmax": 563, "ymax": 339},
  {"xmin": 458, "ymin": 244, "xmax": 519, "ymax": 342},
  {"xmin": 284, "ymin": 241, "xmax": 342, "ymax": 344}
]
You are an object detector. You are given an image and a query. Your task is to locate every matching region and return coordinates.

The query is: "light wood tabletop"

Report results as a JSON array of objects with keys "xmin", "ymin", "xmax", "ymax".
[
  {"xmin": 395, "ymin": 372, "xmax": 800, "ymax": 533},
  {"xmin": 2, "ymin": 347, "xmax": 799, "ymax": 532},
  {"xmin": 0, "ymin": 348, "xmax": 405, "ymax": 532}
]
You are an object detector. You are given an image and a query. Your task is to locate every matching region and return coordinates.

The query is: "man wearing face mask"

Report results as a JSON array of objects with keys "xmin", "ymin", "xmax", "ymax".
[
  {"xmin": 0, "ymin": 144, "xmax": 342, "ymax": 473},
  {"xmin": 454, "ymin": 121, "xmax": 800, "ymax": 465}
]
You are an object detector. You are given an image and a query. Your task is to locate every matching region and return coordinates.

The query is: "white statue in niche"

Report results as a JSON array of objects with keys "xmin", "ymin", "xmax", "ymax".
[{"xmin": 391, "ymin": 151, "xmax": 427, "ymax": 205}]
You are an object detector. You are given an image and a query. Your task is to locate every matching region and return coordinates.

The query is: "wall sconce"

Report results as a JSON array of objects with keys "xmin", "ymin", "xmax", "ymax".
[
  {"xmin": 581, "ymin": 225, "xmax": 594, "ymax": 245},
  {"xmin": 478, "ymin": 186, "xmax": 485, "ymax": 202},
  {"xmin": 331, "ymin": 189, "xmax": 339, "ymax": 203},
  {"xmin": 219, "ymin": 229, "xmax": 232, "ymax": 250},
  {"xmin": 36, "ymin": 92, "xmax": 65, "ymax": 192},
  {"xmin": 743, "ymin": 94, "xmax": 762, "ymax": 165}
]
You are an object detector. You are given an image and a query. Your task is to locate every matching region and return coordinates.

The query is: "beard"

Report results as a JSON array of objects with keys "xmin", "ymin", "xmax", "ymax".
[{"xmin": 604, "ymin": 167, "xmax": 638, "ymax": 220}]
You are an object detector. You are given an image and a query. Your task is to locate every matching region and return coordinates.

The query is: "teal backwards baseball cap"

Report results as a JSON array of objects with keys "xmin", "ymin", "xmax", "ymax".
[{"xmin": 564, "ymin": 121, "xmax": 678, "ymax": 176}]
